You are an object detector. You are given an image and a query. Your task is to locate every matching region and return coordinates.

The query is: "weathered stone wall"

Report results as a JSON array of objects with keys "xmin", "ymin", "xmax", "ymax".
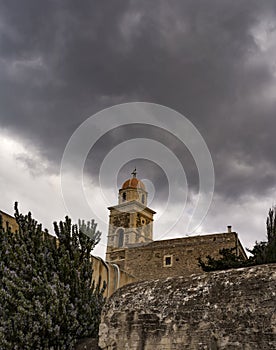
[
  {"xmin": 99, "ymin": 264, "xmax": 276, "ymax": 350},
  {"xmin": 114, "ymin": 232, "xmax": 246, "ymax": 281},
  {"xmin": 75, "ymin": 338, "xmax": 100, "ymax": 350}
]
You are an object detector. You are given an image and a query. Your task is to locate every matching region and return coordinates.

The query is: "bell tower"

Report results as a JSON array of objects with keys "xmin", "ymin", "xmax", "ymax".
[{"xmin": 106, "ymin": 169, "xmax": 156, "ymax": 263}]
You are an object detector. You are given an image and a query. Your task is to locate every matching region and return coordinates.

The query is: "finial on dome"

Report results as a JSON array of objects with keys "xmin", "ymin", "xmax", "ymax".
[{"xmin": 131, "ymin": 167, "xmax": 137, "ymax": 178}]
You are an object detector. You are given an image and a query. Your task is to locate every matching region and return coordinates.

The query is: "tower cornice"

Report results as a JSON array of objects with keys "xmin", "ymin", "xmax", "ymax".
[{"xmin": 108, "ymin": 200, "xmax": 156, "ymax": 214}]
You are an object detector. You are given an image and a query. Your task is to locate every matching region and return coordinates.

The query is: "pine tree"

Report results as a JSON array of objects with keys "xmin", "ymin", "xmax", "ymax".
[
  {"xmin": 0, "ymin": 203, "xmax": 105, "ymax": 349},
  {"xmin": 53, "ymin": 217, "xmax": 105, "ymax": 340}
]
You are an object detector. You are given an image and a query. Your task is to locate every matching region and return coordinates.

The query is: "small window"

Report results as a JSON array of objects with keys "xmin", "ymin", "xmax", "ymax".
[
  {"xmin": 163, "ymin": 255, "xmax": 173, "ymax": 267},
  {"xmin": 122, "ymin": 192, "xmax": 126, "ymax": 201},
  {"xmin": 141, "ymin": 194, "xmax": 145, "ymax": 204}
]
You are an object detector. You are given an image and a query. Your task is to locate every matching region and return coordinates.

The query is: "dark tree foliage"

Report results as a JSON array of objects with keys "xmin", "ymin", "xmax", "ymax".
[
  {"xmin": 0, "ymin": 203, "xmax": 105, "ymax": 350},
  {"xmin": 198, "ymin": 206, "xmax": 276, "ymax": 272},
  {"xmin": 247, "ymin": 206, "xmax": 276, "ymax": 264},
  {"xmin": 198, "ymin": 247, "xmax": 246, "ymax": 272}
]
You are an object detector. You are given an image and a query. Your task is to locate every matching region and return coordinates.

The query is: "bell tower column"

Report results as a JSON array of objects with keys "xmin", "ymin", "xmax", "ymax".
[{"xmin": 106, "ymin": 170, "xmax": 156, "ymax": 263}]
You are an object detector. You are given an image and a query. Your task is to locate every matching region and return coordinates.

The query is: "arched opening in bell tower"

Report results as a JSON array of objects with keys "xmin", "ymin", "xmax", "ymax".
[
  {"xmin": 117, "ymin": 228, "xmax": 124, "ymax": 247},
  {"xmin": 141, "ymin": 194, "xmax": 145, "ymax": 204}
]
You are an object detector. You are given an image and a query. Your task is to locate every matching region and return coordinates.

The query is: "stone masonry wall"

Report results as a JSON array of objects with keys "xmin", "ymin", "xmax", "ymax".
[
  {"xmin": 99, "ymin": 264, "xmax": 276, "ymax": 350},
  {"xmin": 122, "ymin": 232, "xmax": 246, "ymax": 281}
]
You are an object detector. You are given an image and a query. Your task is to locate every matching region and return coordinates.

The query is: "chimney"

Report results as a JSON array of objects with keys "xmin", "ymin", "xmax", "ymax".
[{"xmin": 227, "ymin": 225, "xmax": 232, "ymax": 233}]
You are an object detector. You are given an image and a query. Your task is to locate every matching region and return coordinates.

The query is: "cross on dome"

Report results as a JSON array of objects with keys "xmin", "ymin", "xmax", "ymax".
[{"xmin": 131, "ymin": 167, "xmax": 137, "ymax": 178}]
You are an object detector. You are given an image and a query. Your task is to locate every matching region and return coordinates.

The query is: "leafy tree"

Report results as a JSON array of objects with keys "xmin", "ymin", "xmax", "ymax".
[
  {"xmin": 198, "ymin": 247, "xmax": 246, "ymax": 272},
  {"xmin": 198, "ymin": 206, "xmax": 276, "ymax": 272},
  {"xmin": 0, "ymin": 203, "xmax": 105, "ymax": 350},
  {"xmin": 247, "ymin": 206, "xmax": 276, "ymax": 264}
]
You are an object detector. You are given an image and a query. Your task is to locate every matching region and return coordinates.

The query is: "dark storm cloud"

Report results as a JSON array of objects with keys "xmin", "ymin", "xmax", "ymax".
[{"xmin": 0, "ymin": 0, "xmax": 276, "ymax": 201}]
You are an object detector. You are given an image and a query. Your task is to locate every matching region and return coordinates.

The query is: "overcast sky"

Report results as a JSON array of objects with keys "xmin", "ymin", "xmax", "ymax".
[{"xmin": 1, "ymin": 0, "xmax": 276, "ymax": 258}]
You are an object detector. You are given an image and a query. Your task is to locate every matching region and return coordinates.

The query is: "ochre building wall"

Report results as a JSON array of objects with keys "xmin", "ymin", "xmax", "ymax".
[
  {"xmin": 91, "ymin": 256, "xmax": 136, "ymax": 297},
  {"xmin": 0, "ymin": 210, "xmax": 19, "ymax": 233}
]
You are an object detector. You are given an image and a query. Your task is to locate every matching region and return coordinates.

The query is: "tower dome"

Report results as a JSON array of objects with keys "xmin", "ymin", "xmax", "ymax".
[
  {"xmin": 121, "ymin": 177, "xmax": 145, "ymax": 191},
  {"xmin": 121, "ymin": 168, "xmax": 146, "ymax": 191},
  {"xmin": 118, "ymin": 168, "xmax": 147, "ymax": 205}
]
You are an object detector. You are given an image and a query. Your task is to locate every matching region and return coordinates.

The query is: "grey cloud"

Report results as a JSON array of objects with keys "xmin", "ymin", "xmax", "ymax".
[{"xmin": 0, "ymin": 0, "xmax": 276, "ymax": 205}]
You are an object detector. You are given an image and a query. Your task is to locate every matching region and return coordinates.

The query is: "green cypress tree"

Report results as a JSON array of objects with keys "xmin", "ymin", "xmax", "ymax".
[
  {"xmin": 265, "ymin": 206, "xmax": 276, "ymax": 262},
  {"xmin": 247, "ymin": 206, "xmax": 276, "ymax": 264}
]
